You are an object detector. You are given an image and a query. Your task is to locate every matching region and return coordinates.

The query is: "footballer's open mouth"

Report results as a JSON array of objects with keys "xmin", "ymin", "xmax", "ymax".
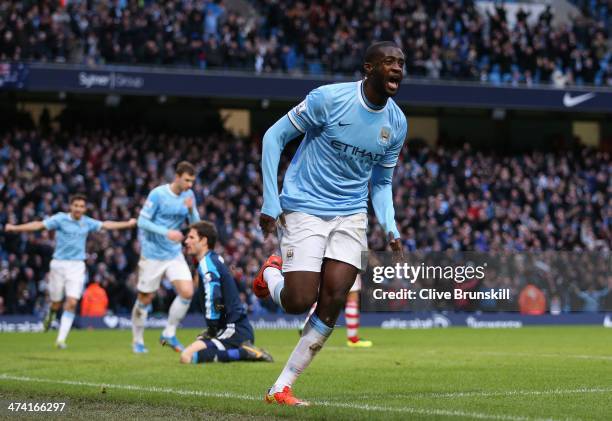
[{"xmin": 386, "ymin": 74, "xmax": 402, "ymax": 92}]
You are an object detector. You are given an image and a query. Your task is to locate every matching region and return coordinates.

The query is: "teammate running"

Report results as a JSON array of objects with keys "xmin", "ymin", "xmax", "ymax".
[
  {"xmin": 5, "ymin": 194, "xmax": 135, "ymax": 348},
  {"xmin": 131, "ymin": 161, "xmax": 200, "ymax": 354},
  {"xmin": 180, "ymin": 221, "xmax": 273, "ymax": 364},
  {"xmin": 253, "ymin": 41, "xmax": 407, "ymax": 405}
]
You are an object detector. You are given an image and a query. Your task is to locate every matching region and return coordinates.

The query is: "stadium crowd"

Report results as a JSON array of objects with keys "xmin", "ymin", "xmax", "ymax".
[
  {"xmin": 0, "ymin": 0, "xmax": 610, "ymax": 86},
  {"xmin": 0, "ymin": 126, "xmax": 610, "ymax": 316}
]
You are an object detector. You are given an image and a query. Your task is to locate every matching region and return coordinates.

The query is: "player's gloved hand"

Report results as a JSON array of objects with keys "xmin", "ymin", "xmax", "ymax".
[
  {"xmin": 167, "ymin": 229, "xmax": 184, "ymax": 242},
  {"xmin": 196, "ymin": 327, "xmax": 217, "ymax": 341},
  {"xmin": 259, "ymin": 213, "xmax": 277, "ymax": 238},
  {"xmin": 196, "ymin": 330, "xmax": 210, "ymax": 341}
]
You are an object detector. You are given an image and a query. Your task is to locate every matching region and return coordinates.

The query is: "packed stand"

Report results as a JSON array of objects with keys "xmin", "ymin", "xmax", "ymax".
[
  {"xmin": 0, "ymin": 0, "xmax": 610, "ymax": 87},
  {"xmin": 254, "ymin": 0, "xmax": 611, "ymax": 86},
  {"xmin": 0, "ymin": 128, "xmax": 610, "ymax": 316}
]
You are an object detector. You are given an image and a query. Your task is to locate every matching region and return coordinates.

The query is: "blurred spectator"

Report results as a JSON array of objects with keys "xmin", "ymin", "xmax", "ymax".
[
  {"xmin": 573, "ymin": 284, "xmax": 609, "ymax": 312},
  {"xmin": 81, "ymin": 278, "xmax": 109, "ymax": 317},
  {"xmin": 0, "ymin": 0, "xmax": 609, "ymax": 86},
  {"xmin": 518, "ymin": 284, "xmax": 546, "ymax": 315},
  {"xmin": 549, "ymin": 294, "xmax": 562, "ymax": 315}
]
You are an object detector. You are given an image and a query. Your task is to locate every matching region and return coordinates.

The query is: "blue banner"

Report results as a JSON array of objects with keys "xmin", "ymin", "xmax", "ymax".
[
  {"xmin": 4, "ymin": 63, "xmax": 611, "ymax": 113},
  {"xmin": 1, "ymin": 312, "xmax": 611, "ymax": 332}
]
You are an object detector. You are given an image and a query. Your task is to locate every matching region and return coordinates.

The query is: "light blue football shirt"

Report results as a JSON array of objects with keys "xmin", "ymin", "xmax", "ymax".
[
  {"xmin": 43, "ymin": 212, "xmax": 103, "ymax": 260},
  {"xmin": 280, "ymin": 80, "xmax": 407, "ymax": 216},
  {"xmin": 139, "ymin": 184, "xmax": 199, "ymax": 260}
]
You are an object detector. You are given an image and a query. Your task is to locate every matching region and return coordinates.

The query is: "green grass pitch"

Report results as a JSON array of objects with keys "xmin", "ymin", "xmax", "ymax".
[{"xmin": 0, "ymin": 327, "xmax": 610, "ymax": 420}]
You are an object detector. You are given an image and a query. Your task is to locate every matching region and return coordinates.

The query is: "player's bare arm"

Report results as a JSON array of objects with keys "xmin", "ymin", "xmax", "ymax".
[
  {"xmin": 259, "ymin": 213, "xmax": 286, "ymax": 238},
  {"xmin": 259, "ymin": 213, "xmax": 276, "ymax": 237},
  {"xmin": 101, "ymin": 218, "xmax": 137, "ymax": 230},
  {"xmin": 4, "ymin": 221, "xmax": 46, "ymax": 232},
  {"xmin": 166, "ymin": 230, "xmax": 184, "ymax": 242}
]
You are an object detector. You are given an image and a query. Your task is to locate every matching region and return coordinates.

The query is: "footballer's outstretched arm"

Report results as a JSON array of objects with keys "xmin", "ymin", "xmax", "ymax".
[
  {"xmin": 261, "ymin": 115, "xmax": 302, "ymax": 219},
  {"xmin": 371, "ymin": 165, "xmax": 400, "ymax": 240},
  {"xmin": 102, "ymin": 218, "xmax": 137, "ymax": 230},
  {"xmin": 4, "ymin": 221, "xmax": 46, "ymax": 232}
]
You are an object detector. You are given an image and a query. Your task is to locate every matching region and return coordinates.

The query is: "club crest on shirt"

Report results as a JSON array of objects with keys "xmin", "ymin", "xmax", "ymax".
[
  {"xmin": 286, "ymin": 248, "xmax": 294, "ymax": 261},
  {"xmin": 379, "ymin": 126, "xmax": 391, "ymax": 145},
  {"xmin": 294, "ymin": 100, "xmax": 307, "ymax": 116}
]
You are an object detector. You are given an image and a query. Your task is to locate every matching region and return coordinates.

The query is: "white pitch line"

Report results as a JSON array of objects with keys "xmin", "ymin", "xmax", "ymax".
[
  {"xmin": 424, "ymin": 387, "xmax": 612, "ymax": 399},
  {"xmin": 0, "ymin": 373, "xmax": 259, "ymax": 401},
  {"xmin": 0, "ymin": 373, "xmax": 553, "ymax": 421},
  {"xmin": 472, "ymin": 352, "xmax": 612, "ymax": 362},
  {"xmin": 314, "ymin": 400, "xmax": 556, "ymax": 421},
  {"xmin": 340, "ymin": 387, "xmax": 612, "ymax": 400}
]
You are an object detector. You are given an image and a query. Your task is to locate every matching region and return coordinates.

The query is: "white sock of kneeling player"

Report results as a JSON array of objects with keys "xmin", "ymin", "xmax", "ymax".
[
  {"xmin": 271, "ymin": 314, "xmax": 332, "ymax": 393},
  {"xmin": 131, "ymin": 299, "xmax": 149, "ymax": 344},
  {"xmin": 56, "ymin": 310, "xmax": 74, "ymax": 343},
  {"xmin": 162, "ymin": 296, "xmax": 191, "ymax": 338},
  {"xmin": 264, "ymin": 267, "xmax": 285, "ymax": 310}
]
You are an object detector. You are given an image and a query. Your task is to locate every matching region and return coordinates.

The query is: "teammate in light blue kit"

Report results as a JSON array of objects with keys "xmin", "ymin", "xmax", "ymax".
[
  {"xmin": 131, "ymin": 161, "xmax": 201, "ymax": 354},
  {"xmin": 253, "ymin": 42, "xmax": 407, "ymax": 405},
  {"xmin": 5, "ymin": 194, "xmax": 136, "ymax": 348}
]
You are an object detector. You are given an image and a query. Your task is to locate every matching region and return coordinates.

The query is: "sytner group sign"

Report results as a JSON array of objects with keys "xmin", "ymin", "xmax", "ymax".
[{"xmin": 3, "ymin": 62, "xmax": 611, "ymax": 113}]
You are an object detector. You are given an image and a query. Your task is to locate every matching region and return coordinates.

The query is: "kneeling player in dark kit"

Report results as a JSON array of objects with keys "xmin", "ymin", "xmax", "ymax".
[{"xmin": 178, "ymin": 221, "xmax": 273, "ymax": 364}]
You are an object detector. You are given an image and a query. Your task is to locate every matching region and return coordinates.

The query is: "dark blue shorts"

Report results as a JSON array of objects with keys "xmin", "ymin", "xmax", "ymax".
[{"xmin": 205, "ymin": 318, "xmax": 254, "ymax": 349}]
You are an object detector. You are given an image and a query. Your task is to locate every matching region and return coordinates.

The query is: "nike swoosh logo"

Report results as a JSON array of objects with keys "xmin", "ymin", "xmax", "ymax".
[
  {"xmin": 338, "ymin": 122, "xmax": 351, "ymax": 126},
  {"xmin": 563, "ymin": 92, "xmax": 596, "ymax": 107}
]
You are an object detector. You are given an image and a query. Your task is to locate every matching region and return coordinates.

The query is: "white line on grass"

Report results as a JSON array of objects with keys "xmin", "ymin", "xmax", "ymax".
[
  {"xmin": 0, "ymin": 373, "xmax": 556, "ymax": 421},
  {"xmin": 422, "ymin": 387, "xmax": 612, "ymax": 399},
  {"xmin": 355, "ymin": 387, "xmax": 612, "ymax": 400},
  {"xmin": 472, "ymin": 352, "xmax": 612, "ymax": 362},
  {"xmin": 328, "ymin": 348, "xmax": 612, "ymax": 362},
  {"xmin": 0, "ymin": 373, "xmax": 259, "ymax": 401}
]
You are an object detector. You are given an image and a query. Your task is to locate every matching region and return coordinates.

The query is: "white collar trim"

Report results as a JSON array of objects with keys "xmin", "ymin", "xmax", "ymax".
[
  {"xmin": 166, "ymin": 184, "xmax": 179, "ymax": 197},
  {"xmin": 357, "ymin": 80, "xmax": 387, "ymax": 113}
]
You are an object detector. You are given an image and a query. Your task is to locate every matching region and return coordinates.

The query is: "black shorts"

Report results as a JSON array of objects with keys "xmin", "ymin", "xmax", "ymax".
[{"xmin": 205, "ymin": 318, "xmax": 254, "ymax": 349}]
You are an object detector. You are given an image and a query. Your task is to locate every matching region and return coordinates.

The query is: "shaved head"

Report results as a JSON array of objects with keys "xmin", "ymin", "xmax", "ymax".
[{"xmin": 364, "ymin": 41, "xmax": 401, "ymax": 65}]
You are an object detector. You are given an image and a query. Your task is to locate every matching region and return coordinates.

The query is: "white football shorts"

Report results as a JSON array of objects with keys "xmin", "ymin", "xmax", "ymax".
[
  {"xmin": 278, "ymin": 211, "xmax": 368, "ymax": 272},
  {"xmin": 48, "ymin": 259, "xmax": 86, "ymax": 301},
  {"xmin": 137, "ymin": 254, "xmax": 192, "ymax": 293}
]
